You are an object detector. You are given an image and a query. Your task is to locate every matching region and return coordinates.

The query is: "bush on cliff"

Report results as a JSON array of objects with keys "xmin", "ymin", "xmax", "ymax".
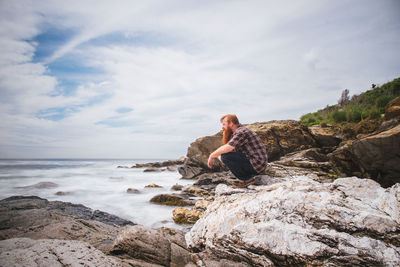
[{"xmin": 301, "ymin": 77, "xmax": 400, "ymax": 126}]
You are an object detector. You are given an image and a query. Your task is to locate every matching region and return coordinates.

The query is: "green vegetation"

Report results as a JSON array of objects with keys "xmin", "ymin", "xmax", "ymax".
[{"xmin": 301, "ymin": 77, "xmax": 400, "ymax": 126}]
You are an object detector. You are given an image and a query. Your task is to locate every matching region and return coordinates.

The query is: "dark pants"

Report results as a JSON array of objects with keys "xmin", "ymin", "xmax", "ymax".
[{"xmin": 221, "ymin": 152, "xmax": 257, "ymax": 181}]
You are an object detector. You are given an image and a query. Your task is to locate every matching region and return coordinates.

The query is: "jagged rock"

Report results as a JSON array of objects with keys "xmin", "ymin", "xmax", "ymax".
[
  {"xmin": 150, "ymin": 194, "xmax": 196, "ymax": 206},
  {"xmin": 15, "ymin": 181, "xmax": 58, "ymax": 189},
  {"xmin": 186, "ymin": 176, "xmax": 400, "ymax": 266},
  {"xmin": 110, "ymin": 225, "xmax": 194, "ymax": 266},
  {"xmin": 178, "ymin": 165, "xmax": 205, "ymax": 179},
  {"xmin": 173, "ymin": 207, "xmax": 203, "ymax": 224},
  {"xmin": 352, "ymin": 124, "xmax": 400, "ymax": 187},
  {"xmin": 308, "ymin": 124, "xmax": 342, "ymax": 147},
  {"xmin": 329, "ymin": 125, "xmax": 400, "ymax": 187},
  {"xmin": 127, "ymin": 188, "xmax": 140, "ymax": 194},
  {"xmin": 193, "ymin": 200, "xmax": 211, "ymax": 212},
  {"xmin": 144, "ymin": 183, "xmax": 163, "ymax": 188},
  {"xmin": 385, "ymin": 96, "xmax": 400, "ymax": 120},
  {"xmin": 0, "ymin": 238, "xmax": 124, "ymax": 267}
]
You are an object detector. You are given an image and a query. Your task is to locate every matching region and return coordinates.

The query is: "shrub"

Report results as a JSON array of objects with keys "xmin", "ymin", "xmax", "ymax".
[
  {"xmin": 332, "ymin": 110, "xmax": 347, "ymax": 123},
  {"xmin": 369, "ymin": 108, "xmax": 381, "ymax": 120},
  {"xmin": 347, "ymin": 106, "xmax": 362, "ymax": 122},
  {"xmin": 376, "ymin": 95, "xmax": 393, "ymax": 109}
]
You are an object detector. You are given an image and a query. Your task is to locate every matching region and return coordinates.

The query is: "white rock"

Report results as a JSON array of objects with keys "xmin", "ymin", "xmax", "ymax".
[{"xmin": 186, "ymin": 176, "xmax": 400, "ymax": 266}]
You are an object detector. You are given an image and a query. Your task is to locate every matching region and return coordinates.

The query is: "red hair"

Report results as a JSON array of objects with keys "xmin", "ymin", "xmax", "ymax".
[
  {"xmin": 221, "ymin": 114, "xmax": 239, "ymax": 144},
  {"xmin": 220, "ymin": 114, "xmax": 239, "ymax": 125}
]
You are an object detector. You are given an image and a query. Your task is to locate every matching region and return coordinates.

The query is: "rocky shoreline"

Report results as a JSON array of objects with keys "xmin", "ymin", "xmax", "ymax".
[{"xmin": 1, "ymin": 98, "xmax": 399, "ymax": 266}]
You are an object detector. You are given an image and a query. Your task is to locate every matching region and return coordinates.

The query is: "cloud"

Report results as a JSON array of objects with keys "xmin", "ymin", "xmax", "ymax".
[{"xmin": 0, "ymin": 0, "xmax": 399, "ymax": 158}]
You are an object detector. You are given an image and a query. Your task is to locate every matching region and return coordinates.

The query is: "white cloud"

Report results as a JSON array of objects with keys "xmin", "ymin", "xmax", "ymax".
[{"xmin": 0, "ymin": 0, "xmax": 399, "ymax": 158}]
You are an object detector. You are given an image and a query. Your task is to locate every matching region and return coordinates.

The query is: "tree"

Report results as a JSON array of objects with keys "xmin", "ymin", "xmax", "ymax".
[{"xmin": 338, "ymin": 89, "xmax": 350, "ymax": 106}]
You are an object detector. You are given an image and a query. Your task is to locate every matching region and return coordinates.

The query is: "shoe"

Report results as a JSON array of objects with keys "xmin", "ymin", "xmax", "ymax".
[{"xmin": 232, "ymin": 178, "xmax": 255, "ymax": 188}]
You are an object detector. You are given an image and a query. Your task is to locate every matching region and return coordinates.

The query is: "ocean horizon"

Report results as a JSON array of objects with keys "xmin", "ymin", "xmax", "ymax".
[{"xmin": 0, "ymin": 158, "xmax": 193, "ymax": 229}]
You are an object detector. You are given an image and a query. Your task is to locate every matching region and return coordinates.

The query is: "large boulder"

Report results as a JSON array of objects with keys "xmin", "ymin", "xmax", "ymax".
[
  {"xmin": 186, "ymin": 176, "xmax": 400, "ymax": 266},
  {"xmin": 329, "ymin": 125, "xmax": 400, "ymax": 187},
  {"xmin": 179, "ymin": 120, "xmax": 318, "ymax": 179},
  {"xmin": 0, "ymin": 238, "xmax": 124, "ymax": 267},
  {"xmin": 149, "ymin": 193, "xmax": 196, "ymax": 206},
  {"xmin": 352, "ymin": 124, "xmax": 400, "ymax": 187},
  {"xmin": 385, "ymin": 96, "xmax": 400, "ymax": 120},
  {"xmin": 307, "ymin": 124, "xmax": 342, "ymax": 147}
]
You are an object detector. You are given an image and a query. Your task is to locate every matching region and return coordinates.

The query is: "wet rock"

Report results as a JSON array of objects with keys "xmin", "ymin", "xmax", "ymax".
[
  {"xmin": 171, "ymin": 184, "xmax": 183, "ymax": 191},
  {"xmin": 110, "ymin": 225, "xmax": 194, "ymax": 266},
  {"xmin": 144, "ymin": 183, "xmax": 163, "ymax": 188},
  {"xmin": 16, "ymin": 181, "xmax": 58, "ymax": 189},
  {"xmin": 126, "ymin": 188, "xmax": 140, "ymax": 194},
  {"xmin": 150, "ymin": 194, "xmax": 196, "ymax": 206},
  {"xmin": 178, "ymin": 164, "xmax": 205, "ymax": 179},
  {"xmin": 186, "ymin": 177, "xmax": 400, "ymax": 266},
  {"xmin": 0, "ymin": 238, "xmax": 124, "ymax": 267},
  {"xmin": 117, "ymin": 165, "xmax": 130, "ymax": 168}
]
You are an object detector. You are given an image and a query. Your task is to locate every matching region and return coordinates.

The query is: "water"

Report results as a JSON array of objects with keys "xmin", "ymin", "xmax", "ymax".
[{"xmin": 0, "ymin": 159, "xmax": 195, "ymax": 229}]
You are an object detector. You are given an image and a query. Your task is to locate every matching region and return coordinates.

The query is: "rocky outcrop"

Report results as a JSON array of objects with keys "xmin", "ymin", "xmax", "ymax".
[
  {"xmin": 0, "ymin": 196, "xmax": 134, "ymax": 253},
  {"xmin": 385, "ymin": 96, "xmax": 400, "ymax": 120},
  {"xmin": 172, "ymin": 200, "xmax": 211, "ymax": 224},
  {"xmin": 179, "ymin": 120, "xmax": 319, "ymax": 179},
  {"xmin": 329, "ymin": 125, "xmax": 400, "ymax": 187},
  {"xmin": 186, "ymin": 176, "xmax": 400, "ymax": 266},
  {"xmin": 0, "ymin": 238, "xmax": 125, "ymax": 267},
  {"xmin": 306, "ymin": 124, "xmax": 342, "ymax": 147}
]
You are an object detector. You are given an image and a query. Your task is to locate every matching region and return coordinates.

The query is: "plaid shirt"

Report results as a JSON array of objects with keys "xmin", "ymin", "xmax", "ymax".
[{"xmin": 228, "ymin": 124, "xmax": 268, "ymax": 173}]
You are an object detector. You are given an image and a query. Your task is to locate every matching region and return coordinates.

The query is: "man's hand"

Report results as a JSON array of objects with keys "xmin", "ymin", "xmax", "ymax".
[{"xmin": 207, "ymin": 154, "xmax": 215, "ymax": 168}]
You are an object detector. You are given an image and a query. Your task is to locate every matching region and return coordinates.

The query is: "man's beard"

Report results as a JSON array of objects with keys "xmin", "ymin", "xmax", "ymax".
[{"xmin": 222, "ymin": 127, "xmax": 233, "ymax": 144}]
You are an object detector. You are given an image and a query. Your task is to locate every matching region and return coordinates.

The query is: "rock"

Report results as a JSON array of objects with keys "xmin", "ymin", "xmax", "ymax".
[
  {"xmin": 186, "ymin": 176, "xmax": 400, "ymax": 266},
  {"xmin": 275, "ymin": 148, "xmax": 333, "ymax": 173},
  {"xmin": 150, "ymin": 194, "xmax": 196, "ymax": 206},
  {"xmin": 385, "ymin": 96, "xmax": 400, "ymax": 120},
  {"xmin": 127, "ymin": 188, "xmax": 140, "ymax": 194},
  {"xmin": 329, "ymin": 125, "xmax": 400, "ymax": 187},
  {"xmin": 193, "ymin": 199, "xmax": 211, "ymax": 212},
  {"xmin": 144, "ymin": 167, "xmax": 165, "ymax": 172},
  {"xmin": 15, "ymin": 181, "xmax": 58, "ymax": 189},
  {"xmin": 308, "ymin": 124, "xmax": 342, "ymax": 147},
  {"xmin": 144, "ymin": 183, "xmax": 163, "ymax": 188},
  {"xmin": 171, "ymin": 184, "xmax": 183, "ymax": 191},
  {"xmin": 109, "ymin": 176, "xmax": 124, "ymax": 180},
  {"xmin": 0, "ymin": 196, "xmax": 135, "ymax": 253},
  {"xmin": 117, "ymin": 165, "xmax": 130, "ymax": 168},
  {"xmin": 167, "ymin": 165, "xmax": 178, "ymax": 171},
  {"xmin": 0, "ymin": 238, "xmax": 124, "ymax": 267},
  {"xmin": 131, "ymin": 157, "xmax": 186, "ymax": 168},
  {"xmin": 110, "ymin": 225, "xmax": 194, "ymax": 266},
  {"xmin": 55, "ymin": 191, "xmax": 73, "ymax": 196},
  {"xmin": 352, "ymin": 124, "xmax": 400, "ymax": 187},
  {"xmin": 179, "ymin": 120, "xmax": 318, "ymax": 179},
  {"xmin": 173, "ymin": 207, "xmax": 203, "ymax": 224}
]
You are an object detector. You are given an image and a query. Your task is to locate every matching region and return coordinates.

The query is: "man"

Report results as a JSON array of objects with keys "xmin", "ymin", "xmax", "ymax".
[{"xmin": 207, "ymin": 114, "xmax": 268, "ymax": 188}]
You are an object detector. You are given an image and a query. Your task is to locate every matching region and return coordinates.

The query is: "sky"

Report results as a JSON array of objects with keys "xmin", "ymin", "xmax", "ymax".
[{"xmin": 0, "ymin": 0, "xmax": 399, "ymax": 159}]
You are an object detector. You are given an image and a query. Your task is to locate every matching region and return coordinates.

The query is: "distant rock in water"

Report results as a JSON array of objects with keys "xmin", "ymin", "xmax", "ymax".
[
  {"xmin": 131, "ymin": 157, "xmax": 185, "ymax": 168},
  {"xmin": 109, "ymin": 176, "xmax": 124, "ymax": 180},
  {"xmin": 144, "ymin": 167, "xmax": 165, "ymax": 172},
  {"xmin": 150, "ymin": 194, "xmax": 196, "ymax": 206},
  {"xmin": 144, "ymin": 183, "xmax": 163, "ymax": 188},
  {"xmin": 126, "ymin": 188, "xmax": 140, "ymax": 194},
  {"xmin": 54, "ymin": 191, "xmax": 73, "ymax": 196},
  {"xmin": 170, "ymin": 184, "xmax": 183, "ymax": 191},
  {"xmin": 16, "ymin": 182, "xmax": 58, "ymax": 189}
]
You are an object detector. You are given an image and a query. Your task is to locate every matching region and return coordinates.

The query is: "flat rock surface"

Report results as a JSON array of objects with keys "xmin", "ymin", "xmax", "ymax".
[
  {"xmin": 186, "ymin": 176, "xmax": 400, "ymax": 266},
  {"xmin": 0, "ymin": 237, "xmax": 124, "ymax": 267}
]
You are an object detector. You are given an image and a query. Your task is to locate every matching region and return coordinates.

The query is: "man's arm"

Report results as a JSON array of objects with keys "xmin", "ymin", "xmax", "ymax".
[{"xmin": 207, "ymin": 144, "xmax": 234, "ymax": 168}]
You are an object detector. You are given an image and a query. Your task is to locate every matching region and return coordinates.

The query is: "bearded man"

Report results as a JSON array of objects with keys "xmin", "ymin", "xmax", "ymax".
[{"xmin": 207, "ymin": 114, "xmax": 268, "ymax": 188}]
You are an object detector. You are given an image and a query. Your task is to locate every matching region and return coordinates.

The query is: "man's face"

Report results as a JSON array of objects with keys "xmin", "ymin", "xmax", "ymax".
[{"xmin": 222, "ymin": 118, "xmax": 232, "ymax": 131}]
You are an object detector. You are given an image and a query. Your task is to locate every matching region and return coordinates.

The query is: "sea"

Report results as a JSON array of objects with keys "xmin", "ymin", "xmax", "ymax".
[{"xmin": 0, "ymin": 159, "xmax": 195, "ymax": 229}]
